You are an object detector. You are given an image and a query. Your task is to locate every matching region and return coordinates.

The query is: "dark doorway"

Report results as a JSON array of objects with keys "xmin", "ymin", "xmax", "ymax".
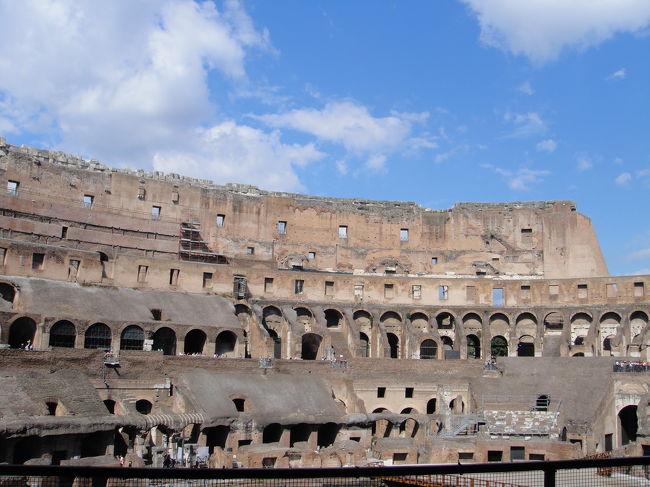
[
  {"xmin": 152, "ymin": 327, "xmax": 176, "ymax": 355},
  {"xmin": 49, "ymin": 320, "xmax": 76, "ymax": 348},
  {"xmin": 184, "ymin": 329, "xmax": 206, "ymax": 354},
  {"xmin": 387, "ymin": 333, "xmax": 399, "ymax": 358},
  {"xmin": 619, "ymin": 405, "xmax": 638, "ymax": 446},
  {"xmin": 8, "ymin": 317, "xmax": 37, "ymax": 349},
  {"xmin": 301, "ymin": 333, "xmax": 322, "ymax": 360}
]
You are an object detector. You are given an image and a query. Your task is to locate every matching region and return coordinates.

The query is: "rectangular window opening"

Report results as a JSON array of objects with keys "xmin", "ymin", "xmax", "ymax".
[
  {"xmin": 466, "ymin": 285, "xmax": 476, "ymax": 303},
  {"xmin": 83, "ymin": 194, "xmax": 94, "ymax": 208},
  {"xmin": 246, "ymin": 246, "xmax": 254, "ymax": 255},
  {"xmin": 634, "ymin": 282, "xmax": 645, "ymax": 297},
  {"xmin": 294, "ymin": 279, "xmax": 304, "ymax": 295},
  {"xmin": 487, "ymin": 451, "xmax": 503, "ymax": 462},
  {"xmin": 521, "ymin": 285, "xmax": 531, "ymax": 300},
  {"xmin": 308, "ymin": 251, "xmax": 316, "ymax": 259},
  {"xmin": 7, "ymin": 180, "xmax": 19, "ymax": 195},
  {"xmin": 384, "ymin": 283, "xmax": 394, "ymax": 298},
  {"xmin": 61, "ymin": 226, "xmax": 68, "ymax": 239},
  {"xmin": 549, "ymin": 284, "xmax": 559, "ymax": 296},
  {"xmin": 264, "ymin": 277, "xmax": 274, "ymax": 293},
  {"xmin": 202, "ymin": 272, "xmax": 213, "ymax": 289},
  {"xmin": 606, "ymin": 283, "xmax": 618, "ymax": 298},
  {"xmin": 577, "ymin": 284, "xmax": 588, "ymax": 299},
  {"xmin": 32, "ymin": 252, "xmax": 45, "ymax": 270},
  {"xmin": 412, "ymin": 285, "xmax": 421, "ymax": 300},
  {"xmin": 431, "ymin": 257, "xmax": 438, "ymax": 265},
  {"xmin": 377, "ymin": 387, "xmax": 386, "ymax": 398},
  {"xmin": 325, "ymin": 281, "xmax": 334, "ymax": 296},
  {"xmin": 0, "ymin": 248, "xmax": 6, "ymax": 266},
  {"xmin": 439, "ymin": 285, "xmax": 448, "ymax": 301},
  {"xmin": 151, "ymin": 309, "xmax": 162, "ymax": 321},
  {"xmin": 277, "ymin": 221, "xmax": 287, "ymax": 235},
  {"xmin": 68, "ymin": 259, "xmax": 80, "ymax": 281},
  {"xmin": 493, "ymin": 288, "xmax": 504, "ymax": 306},
  {"xmin": 216, "ymin": 214, "xmax": 225, "ymax": 227},
  {"xmin": 400, "ymin": 228, "xmax": 409, "ymax": 241},
  {"xmin": 169, "ymin": 268, "xmax": 180, "ymax": 286},
  {"xmin": 137, "ymin": 265, "xmax": 148, "ymax": 283},
  {"xmin": 510, "ymin": 446, "xmax": 525, "ymax": 461},
  {"xmin": 354, "ymin": 284, "xmax": 364, "ymax": 299},
  {"xmin": 151, "ymin": 206, "xmax": 161, "ymax": 219},
  {"xmin": 338, "ymin": 225, "xmax": 348, "ymax": 239},
  {"xmin": 405, "ymin": 387, "xmax": 414, "ymax": 398}
]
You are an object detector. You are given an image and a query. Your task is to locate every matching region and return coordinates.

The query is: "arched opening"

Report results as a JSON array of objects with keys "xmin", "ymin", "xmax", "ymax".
[
  {"xmin": 152, "ymin": 327, "xmax": 176, "ymax": 355},
  {"xmin": 449, "ymin": 397, "xmax": 465, "ymax": 414},
  {"xmin": 572, "ymin": 352, "xmax": 585, "ymax": 357},
  {"xmin": 467, "ymin": 334, "xmax": 481, "ymax": 359},
  {"xmin": 399, "ymin": 418, "xmax": 419, "ymax": 438},
  {"xmin": 426, "ymin": 398, "xmax": 437, "ymax": 414},
  {"xmin": 290, "ymin": 423, "xmax": 311, "ymax": 447},
  {"xmin": 325, "ymin": 309, "xmax": 343, "ymax": 328},
  {"xmin": 441, "ymin": 336, "xmax": 453, "ymax": 350},
  {"xmin": 387, "ymin": 333, "xmax": 399, "ymax": 358},
  {"xmin": 135, "ymin": 399, "xmax": 152, "ymax": 415},
  {"xmin": 401, "ymin": 407, "xmax": 418, "ymax": 414},
  {"xmin": 8, "ymin": 317, "xmax": 37, "ymax": 349},
  {"xmin": 574, "ymin": 336, "xmax": 585, "ymax": 345},
  {"xmin": 603, "ymin": 335, "xmax": 615, "ymax": 352},
  {"xmin": 535, "ymin": 395, "xmax": 550, "ymax": 412},
  {"xmin": 120, "ymin": 325, "xmax": 144, "ymax": 350},
  {"xmin": 104, "ymin": 400, "xmax": 116, "ymax": 414},
  {"xmin": 359, "ymin": 332, "xmax": 370, "ymax": 357},
  {"xmin": 84, "ymin": 322, "xmax": 112, "ymax": 350},
  {"xmin": 49, "ymin": 320, "xmax": 76, "ymax": 348},
  {"xmin": 491, "ymin": 335, "xmax": 508, "ymax": 357},
  {"xmin": 463, "ymin": 313, "xmax": 482, "ymax": 333},
  {"xmin": 205, "ymin": 426, "xmax": 230, "ymax": 453},
  {"xmin": 301, "ymin": 333, "xmax": 322, "ymax": 360},
  {"xmin": 631, "ymin": 311, "xmax": 649, "ymax": 338},
  {"xmin": 517, "ymin": 335, "xmax": 535, "ymax": 357},
  {"xmin": 46, "ymin": 401, "xmax": 58, "ymax": 416},
  {"xmin": 317, "ymin": 423, "xmax": 339, "ymax": 448},
  {"xmin": 410, "ymin": 312, "xmax": 429, "ymax": 331},
  {"xmin": 420, "ymin": 339, "xmax": 437, "ymax": 359},
  {"xmin": 619, "ymin": 405, "xmax": 638, "ymax": 446},
  {"xmin": 295, "ymin": 307, "xmax": 313, "ymax": 327},
  {"xmin": 98, "ymin": 251, "xmax": 109, "ymax": 278},
  {"xmin": 232, "ymin": 398, "xmax": 246, "ymax": 412},
  {"xmin": 436, "ymin": 312, "xmax": 455, "ymax": 330},
  {"xmin": 263, "ymin": 423, "xmax": 283, "ymax": 444},
  {"xmin": 354, "ymin": 310, "xmax": 372, "ymax": 327},
  {"xmin": 215, "ymin": 330, "xmax": 237, "ymax": 356},
  {"xmin": 544, "ymin": 312, "xmax": 563, "ymax": 330},
  {"xmin": 184, "ymin": 329, "xmax": 206, "ymax": 355},
  {"xmin": 262, "ymin": 306, "xmax": 283, "ymax": 329}
]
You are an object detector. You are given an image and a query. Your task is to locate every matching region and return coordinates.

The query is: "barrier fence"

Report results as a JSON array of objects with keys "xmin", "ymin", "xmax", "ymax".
[{"xmin": 2, "ymin": 457, "xmax": 650, "ymax": 487}]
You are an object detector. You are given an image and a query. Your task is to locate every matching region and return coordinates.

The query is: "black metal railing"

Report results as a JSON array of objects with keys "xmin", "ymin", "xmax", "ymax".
[{"xmin": 2, "ymin": 456, "xmax": 650, "ymax": 487}]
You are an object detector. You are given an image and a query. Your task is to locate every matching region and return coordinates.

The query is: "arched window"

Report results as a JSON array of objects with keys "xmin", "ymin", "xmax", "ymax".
[
  {"xmin": 387, "ymin": 333, "xmax": 399, "ymax": 358},
  {"xmin": 268, "ymin": 329, "xmax": 282, "ymax": 359},
  {"xmin": 517, "ymin": 335, "xmax": 535, "ymax": 357},
  {"xmin": 426, "ymin": 398, "xmax": 437, "ymax": 414},
  {"xmin": 84, "ymin": 323, "xmax": 111, "ymax": 350},
  {"xmin": 8, "ymin": 317, "xmax": 37, "ymax": 349},
  {"xmin": 491, "ymin": 335, "xmax": 508, "ymax": 358},
  {"xmin": 324, "ymin": 309, "xmax": 342, "ymax": 328},
  {"xmin": 467, "ymin": 334, "xmax": 480, "ymax": 359},
  {"xmin": 215, "ymin": 330, "xmax": 237, "ymax": 356},
  {"xmin": 120, "ymin": 325, "xmax": 144, "ymax": 350},
  {"xmin": 301, "ymin": 333, "xmax": 322, "ymax": 360},
  {"xmin": 152, "ymin": 327, "xmax": 176, "ymax": 355},
  {"xmin": 619, "ymin": 405, "xmax": 638, "ymax": 446},
  {"xmin": 441, "ymin": 336, "xmax": 453, "ymax": 350},
  {"xmin": 135, "ymin": 399, "xmax": 152, "ymax": 415},
  {"xmin": 420, "ymin": 339, "xmax": 437, "ymax": 359},
  {"xmin": 49, "ymin": 320, "xmax": 76, "ymax": 348},
  {"xmin": 184, "ymin": 329, "xmax": 206, "ymax": 355}
]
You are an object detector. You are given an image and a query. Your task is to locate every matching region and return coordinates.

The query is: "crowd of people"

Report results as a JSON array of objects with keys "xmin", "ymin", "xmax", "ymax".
[{"xmin": 613, "ymin": 361, "xmax": 650, "ymax": 372}]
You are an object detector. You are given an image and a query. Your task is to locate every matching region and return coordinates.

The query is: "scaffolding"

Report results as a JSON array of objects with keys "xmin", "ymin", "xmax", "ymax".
[{"xmin": 178, "ymin": 221, "xmax": 226, "ymax": 264}]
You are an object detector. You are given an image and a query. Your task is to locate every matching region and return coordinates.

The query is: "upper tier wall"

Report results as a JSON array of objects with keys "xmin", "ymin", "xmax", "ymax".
[{"xmin": 0, "ymin": 139, "xmax": 608, "ymax": 279}]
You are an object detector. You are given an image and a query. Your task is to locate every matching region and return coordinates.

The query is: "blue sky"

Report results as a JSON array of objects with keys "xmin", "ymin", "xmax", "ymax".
[{"xmin": 0, "ymin": 0, "xmax": 649, "ymax": 276}]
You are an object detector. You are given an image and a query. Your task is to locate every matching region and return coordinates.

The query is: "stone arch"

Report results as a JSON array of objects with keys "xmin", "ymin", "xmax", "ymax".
[
  {"xmin": 289, "ymin": 423, "xmax": 311, "ymax": 447},
  {"xmin": 387, "ymin": 332, "xmax": 399, "ymax": 358},
  {"xmin": 401, "ymin": 407, "xmax": 419, "ymax": 414},
  {"xmin": 600, "ymin": 312, "xmax": 621, "ymax": 353},
  {"xmin": 120, "ymin": 325, "xmax": 144, "ymax": 351},
  {"xmin": 184, "ymin": 329, "xmax": 207, "ymax": 355},
  {"xmin": 426, "ymin": 398, "xmax": 437, "ymax": 414},
  {"xmin": 420, "ymin": 338, "xmax": 438, "ymax": 359},
  {"xmin": 301, "ymin": 333, "xmax": 322, "ymax": 360},
  {"xmin": 399, "ymin": 418, "xmax": 419, "ymax": 438},
  {"xmin": 410, "ymin": 312, "xmax": 429, "ymax": 331},
  {"xmin": 324, "ymin": 308, "xmax": 343, "ymax": 328},
  {"xmin": 462, "ymin": 312, "xmax": 482, "ymax": 333},
  {"xmin": 381, "ymin": 311, "xmax": 402, "ymax": 326},
  {"xmin": 0, "ymin": 282, "xmax": 16, "ymax": 308},
  {"xmin": 359, "ymin": 332, "xmax": 370, "ymax": 357},
  {"xmin": 630, "ymin": 311, "xmax": 648, "ymax": 340},
  {"xmin": 619, "ymin": 405, "xmax": 638, "ymax": 446},
  {"xmin": 436, "ymin": 311, "xmax": 455, "ymax": 330},
  {"xmin": 49, "ymin": 320, "xmax": 76, "ymax": 348},
  {"xmin": 262, "ymin": 305, "xmax": 283, "ymax": 326},
  {"xmin": 152, "ymin": 326, "xmax": 176, "ymax": 355},
  {"xmin": 570, "ymin": 312, "xmax": 592, "ymax": 345},
  {"xmin": 517, "ymin": 334, "xmax": 535, "ymax": 357},
  {"xmin": 489, "ymin": 313, "xmax": 510, "ymax": 338},
  {"xmin": 441, "ymin": 336, "xmax": 453, "ymax": 350},
  {"xmin": 353, "ymin": 309, "xmax": 373, "ymax": 327},
  {"xmin": 235, "ymin": 303, "xmax": 251, "ymax": 316},
  {"xmin": 491, "ymin": 335, "xmax": 508, "ymax": 358},
  {"xmin": 466, "ymin": 334, "xmax": 481, "ymax": 359},
  {"xmin": 516, "ymin": 312, "xmax": 537, "ymax": 336},
  {"xmin": 84, "ymin": 322, "xmax": 112, "ymax": 350},
  {"xmin": 544, "ymin": 312, "xmax": 564, "ymax": 330},
  {"xmin": 215, "ymin": 330, "xmax": 237, "ymax": 356},
  {"xmin": 8, "ymin": 316, "xmax": 37, "ymax": 349},
  {"xmin": 449, "ymin": 396, "xmax": 465, "ymax": 414},
  {"xmin": 295, "ymin": 306, "xmax": 313, "ymax": 327},
  {"xmin": 268, "ymin": 328, "xmax": 282, "ymax": 359}
]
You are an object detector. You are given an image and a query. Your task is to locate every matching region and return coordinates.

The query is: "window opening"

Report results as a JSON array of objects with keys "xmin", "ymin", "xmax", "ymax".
[
  {"xmin": 169, "ymin": 268, "xmax": 179, "ymax": 285},
  {"xmin": 68, "ymin": 259, "xmax": 80, "ymax": 281},
  {"xmin": 412, "ymin": 285, "xmax": 421, "ymax": 300},
  {"xmin": 294, "ymin": 279, "xmax": 304, "ymax": 294},
  {"xmin": 264, "ymin": 277, "xmax": 274, "ymax": 293},
  {"xmin": 308, "ymin": 251, "xmax": 316, "ymax": 259},
  {"xmin": 431, "ymin": 257, "xmax": 438, "ymax": 265},
  {"xmin": 400, "ymin": 228, "xmax": 409, "ymax": 241},
  {"xmin": 338, "ymin": 225, "xmax": 348, "ymax": 238},
  {"xmin": 151, "ymin": 206, "xmax": 161, "ymax": 219},
  {"xmin": 277, "ymin": 221, "xmax": 287, "ymax": 234},
  {"xmin": 202, "ymin": 272, "xmax": 213, "ymax": 288},
  {"xmin": 137, "ymin": 265, "xmax": 148, "ymax": 283},
  {"xmin": 405, "ymin": 387, "xmax": 414, "ymax": 398},
  {"xmin": 634, "ymin": 282, "xmax": 645, "ymax": 297},
  {"xmin": 377, "ymin": 387, "xmax": 386, "ymax": 398},
  {"xmin": 246, "ymin": 246, "xmax": 254, "ymax": 255},
  {"xmin": 32, "ymin": 253, "xmax": 45, "ymax": 270},
  {"xmin": 83, "ymin": 194, "xmax": 93, "ymax": 208},
  {"xmin": 384, "ymin": 283, "xmax": 394, "ymax": 298},
  {"xmin": 439, "ymin": 285, "xmax": 448, "ymax": 300},
  {"xmin": 7, "ymin": 180, "xmax": 18, "ymax": 195},
  {"xmin": 216, "ymin": 214, "xmax": 225, "ymax": 227},
  {"xmin": 325, "ymin": 281, "xmax": 334, "ymax": 296},
  {"xmin": 492, "ymin": 288, "xmax": 504, "ymax": 306}
]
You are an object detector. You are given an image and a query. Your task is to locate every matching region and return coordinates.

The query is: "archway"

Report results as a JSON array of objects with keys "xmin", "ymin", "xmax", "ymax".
[
  {"xmin": 387, "ymin": 333, "xmax": 399, "ymax": 358},
  {"xmin": 517, "ymin": 335, "xmax": 535, "ymax": 357},
  {"xmin": 135, "ymin": 399, "xmax": 152, "ymax": 415},
  {"xmin": 152, "ymin": 327, "xmax": 176, "ymax": 355},
  {"xmin": 410, "ymin": 312, "xmax": 429, "ymax": 331},
  {"xmin": 8, "ymin": 317, "xmax": 37, "ymax": 349},
  {"xmin": 49, "ymin": 320, "xmax": 76, "ymax": 348},
  {"xmin": 441, "ymin": 336, "xmax": 453, "ymax": 350},
  {"xmin": 420, "ymin": 339, "xmax": 437, "ymax": 359},
  {"xmin": 120, "ymin": 325, "xmax": 144, "ymax": 350},
  {"xmin": 84, "ymin": 323, "xmax": 111, "ymax": 350},
  {"xmin": 263, "ymin": 423, "xmax": 283, "ymax": 444},
  {"xmin": 324, "ymin": 309, "xmax": 343, "ymax": 328},
  {"xmin": 317, "ymin": 423, "xmax": 339, "ymax": 448},
  {"xmin": 301, "ymin": 333, "xmax": 322, "ymax": 360},
  {"xmin": 426, "ymin": 398, "xmax": 437, "ymax": 414},
  {"xmin": 619, "ymin": 405, "xmax": 638, "ymax": 446},
  {"xmin": 184, "ymin": 329, "xmax": 206, "ymax": 355},
  {"xmin": 544, "ymin": 312, "xmax": 563, "ymax": 330},
  {"xmin": 290, "ymin": 423, "xmax": 311, "ymax": 447},
  {"xmin": 491, "ymin": 335, "xmax": 508, "ymax": 357},
  {"xmin": 436, "ymin": 312, "xmax": 455, "ymax": 330},
  {"xmin": 359, "ymin": 332, "xmax": 370, "ymax": 357},
  {"xmin": 467, "ymin": 334, "xmax": 480, "ymax": 359},
  {"xmin": 215, "ymin": 330, "xmax": 237, "ymax": 356},
  {"xmin": 0, "ymin": 283, "xmax": 16, "ymax": 306}
]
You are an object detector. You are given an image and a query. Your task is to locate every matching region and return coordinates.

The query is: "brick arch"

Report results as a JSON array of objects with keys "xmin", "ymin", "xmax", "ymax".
[{"xmin": 380, "ymin": 310, "xmax": 403, "ymax": 323}]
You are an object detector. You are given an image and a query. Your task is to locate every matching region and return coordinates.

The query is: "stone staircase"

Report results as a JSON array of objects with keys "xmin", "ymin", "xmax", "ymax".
[{"xmin": 484, "ymin": 409, "xmax": 559, "ymax": 436}]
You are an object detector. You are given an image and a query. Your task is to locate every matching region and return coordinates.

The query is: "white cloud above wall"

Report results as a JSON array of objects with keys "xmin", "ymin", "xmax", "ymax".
[{"xmin": 461, "ymin": 0, "xmax": 650, "ymax": 64}]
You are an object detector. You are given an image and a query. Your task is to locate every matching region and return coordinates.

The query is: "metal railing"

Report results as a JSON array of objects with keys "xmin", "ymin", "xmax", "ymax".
[{"xmin": 2, "ymin": 456, "xmax": 650, "ymax": 487}]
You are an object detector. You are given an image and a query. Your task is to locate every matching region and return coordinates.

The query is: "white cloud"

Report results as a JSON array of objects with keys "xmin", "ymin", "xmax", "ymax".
[
  {"xmin": 614, "ymin": 156, "xmax": 624, "ymax": 164},
  {"xmin": 462, "ymin": 0, "xmax": 650, "ymax": 64},
  {"xmin": 255, "ymin": 101, "xmax": 421, "ymax": 153},
  {"xmin": 607, "ymin": 68, "xmax": 627, "ymax": 80},
  {"xmin": 503, "ymin": 112, "xmax": 547, "ymax": 138},
  {"xmin": 536, "ymin": 139, "xmax": 557, "ymax": 152},
  {"xmin": 484, "ymin": 164, "xmax": 550, "ymax": 190},
  {"xmin": 152, "ymin": 122, "xmax": 324, "ymax": 192},
  {"xmin": 336, "ymin": 160, "xmax": 348, "ymax": 175},
  {"xmin": 615, "ymin": 172, "xmax": 632, "ymax": 186},
  {"xmin": 365, "ymin": 154, "xmax": 387, "ymax": 172},
  {"xmin": 518, "ymin": 81, "xmax": 534, "ymax": 95},
  {"xmin": 0, "ymin": 0, "xmax": 274, "ymax": 171},
  {"xmin": 576, "ymin": 155, "xmax": 593, "ymax": 171}
]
